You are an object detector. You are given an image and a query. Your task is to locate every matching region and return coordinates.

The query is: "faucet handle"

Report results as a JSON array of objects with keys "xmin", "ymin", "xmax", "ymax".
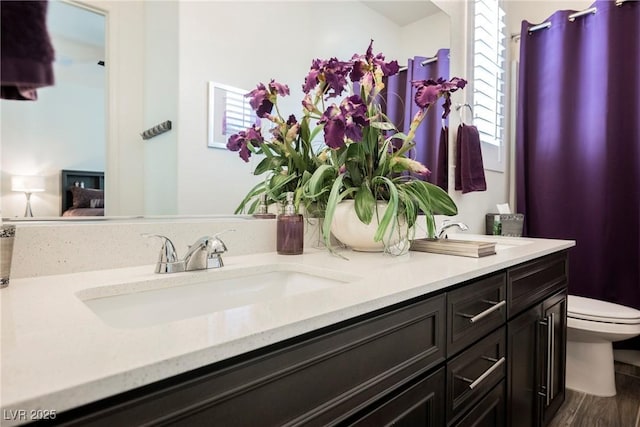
[
  {"xmin": 210, "ymin": 229, "xmax": 234, "ymax": 254},
  {"xmin": 142, "ymin": 234, "xmax": 184, "ymax": 273},
  {"xmin": 209, "ymin": 236, "xmax": 228, "ymax": 254},
  {"xmin": 206, "ymin": 230, "xmax": 234, "ymax": 268}
]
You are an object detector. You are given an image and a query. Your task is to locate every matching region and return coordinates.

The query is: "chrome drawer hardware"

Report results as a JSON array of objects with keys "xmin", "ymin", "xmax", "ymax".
[
  {"xmin": 455, "ymin": 356, "xmax": 506, "ymax": 390},
  {"xmin": 456, "ymin": 299, "xmax": 506, "ymax": 323},
  {"xmin": 539, "ymin": 312, "xmax": 555, "ymax": 406}
]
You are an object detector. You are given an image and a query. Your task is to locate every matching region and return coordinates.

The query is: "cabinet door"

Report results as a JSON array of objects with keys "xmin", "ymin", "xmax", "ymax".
[
  {"xmin": 540, "ymin": 291, "xmax": 567, "ymax": 426},
  {"xmin": 506, "ymin": 304, "xmax": 542, "ymax": 427},
  {"xmin": 347, "ymin": 367, "xmax": 445, "ymax": 427}
]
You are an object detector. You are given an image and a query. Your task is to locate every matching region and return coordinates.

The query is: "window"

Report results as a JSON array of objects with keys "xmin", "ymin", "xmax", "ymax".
[
  {"xmin": 208, "ymin": 82, "xmax": 257, "ymax": 149},
  {"xmin": 472, "ymin": 0, "xmax": 506, "ymax": 150}
]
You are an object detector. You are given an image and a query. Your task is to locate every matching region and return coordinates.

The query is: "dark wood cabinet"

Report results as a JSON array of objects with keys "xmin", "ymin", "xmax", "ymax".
[
  {"xmin": 347, "ymin": 368, "xmax": 445, "ymax": 427},
  {"xmin": 39, "ymin": 252, "xmax": 568, "ymax": 427},
  {"xmin": 452, "ymin": 380, "xmax": 505, "ymax": 427},
  {"xmin": 506, "ymin": 252, "xmax": 568, "ymax": 427},
  {"xmin": 540, "ymin": 291, "xmax": 567, "ymax": 426}
]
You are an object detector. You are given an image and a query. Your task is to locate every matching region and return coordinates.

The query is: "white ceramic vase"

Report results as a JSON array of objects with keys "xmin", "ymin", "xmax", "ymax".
[{"xmin": 330, "ymin": 200, "xmax": 408, "ymax": 252}]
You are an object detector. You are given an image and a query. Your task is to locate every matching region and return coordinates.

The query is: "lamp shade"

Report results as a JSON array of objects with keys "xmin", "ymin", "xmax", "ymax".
[{"xmin": 11, "ymin": 175, "xmax": 45, "ymax": 192}]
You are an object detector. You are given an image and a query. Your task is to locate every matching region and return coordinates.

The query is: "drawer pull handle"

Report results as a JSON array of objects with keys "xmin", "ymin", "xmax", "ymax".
[
  {"xmin": 457, "ymin": 300, "xmax": 506, "ymax": 323},
  {"xmin": 546, "ymin": 312, "xmax": 555, "ymax": 406},
  {"xmin": 469, "ymin": 356, "xmax": 505, "ymax": 390}
]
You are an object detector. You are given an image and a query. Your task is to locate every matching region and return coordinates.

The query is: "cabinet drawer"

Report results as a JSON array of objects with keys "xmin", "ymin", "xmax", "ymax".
[
  {"xmin": 55, "ymin": 294, "xmax": 446, "ymax": 427},
  {"xmin": 452, "ymin": 380, "xmax": 505, "ymax": 427},
  {"xmin": 446, "ymin": 327, "xmax": 506, "ymax": 424},
  {"xmin": 447, "ymin": 273, "xmax": 506, "ymax": 357},
  {"xmin": 347, "ymin": 367, "xmax": 445, "ymax": 427},
  {"xmin": 507, "ymin": 252, "xmax": 567, "ymax": 318}
]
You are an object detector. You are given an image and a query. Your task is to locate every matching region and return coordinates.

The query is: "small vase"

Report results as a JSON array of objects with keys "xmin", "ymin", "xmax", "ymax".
[{"xmin": 330, "ymin": 200, "xmax": 409, "ymax": 252}]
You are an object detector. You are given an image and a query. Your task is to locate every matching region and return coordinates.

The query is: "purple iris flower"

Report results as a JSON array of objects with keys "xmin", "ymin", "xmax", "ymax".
[
  {"xmin": 246, "ymin": 80, "xmax": 290, "ymax": 118},
  {"xmin": 412, "ymin": 77, "xmax": 468, "ymax": 114},
  {"xmin": 246, "ymin": 83, "xmax": 272, "ymax": 118},
  {"xmin": 302, "ymin": 58, "xmax": 352, "ymax": 98},
  {"xmin": 269, "ymin": 80, "xmax": 290, "ymax": 97},
  {"xmin": 303, "ymin": 59, "xmax": 323, "ymax": 94},
  {"xmin": 227, "ymin": 125, "xmax": 264, "ymax": 162},
  {"xmin": 319, "ymin": 95, "xmax": 368, "ymax": 149},
  {"xmin": 412, "ymin": 79, "xmax": 440, "ymax": 109},
  {"xmin": 350, "ymin": 40, "xmax": 399, "ymax": 82}
]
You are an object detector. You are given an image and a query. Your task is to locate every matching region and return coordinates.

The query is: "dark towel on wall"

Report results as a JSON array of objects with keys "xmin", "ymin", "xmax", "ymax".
[
  {"xmin": 435, "ymin": 126, "xmax": 448, "ymax": 190},
  {"xmin": 1, "ymin": 0, "xmax": 55, "ymax": 100},
  {"xmin": 455, "ymin": 124, "xmax": 487, "ymax": 193}
]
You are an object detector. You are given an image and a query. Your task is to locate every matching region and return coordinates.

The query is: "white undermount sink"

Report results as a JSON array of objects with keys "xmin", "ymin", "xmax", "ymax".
[{"xmin": 78, "ymin": 266, "xmax": 358, "ymax": 329}]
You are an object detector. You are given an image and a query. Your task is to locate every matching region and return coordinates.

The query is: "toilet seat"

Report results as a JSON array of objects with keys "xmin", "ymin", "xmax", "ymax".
[{"xmin": 568, "ymin": 295, "xmax": 640, "ymax": 325}]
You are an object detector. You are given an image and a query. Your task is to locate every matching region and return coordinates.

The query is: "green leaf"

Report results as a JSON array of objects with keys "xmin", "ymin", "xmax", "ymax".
[
  {"xmin": 304, "ymin": 164, "xmax": 337, "ymax": 198},
  {"xmin": 300, "ymin": 117, "xmax": 311, "ymax": 144},
  {"xmin": 420, "ymin": 181, "xmax": 458, "ymax": 215},
  {"xmin": 369, "ymin": 121, "xmax": 395, "ymax": 130},
  {"xmin": 253, "ymin": 156, "xmax": 285, "ymax": 176},
  {"xmin": 321, "ymin": 175, "xmax": 356, "ymax": 252},
  {"xmin": 309, "ymin": 124, "xmax": 324, "ymax": 143},
  {"xmin": 259, "ymin": 142, "xmax": 275, "ymax": 158},
  {"xmin": 371, "ymin": 176, "xmax": 399, "ymax": 242},
  {"xmin": 268, "ymin": 173, "xmax": 298, "ymax": 199},
  {"xmin": 354, "ymin": 185, "xmax": 375, "ymax": 224},
  {"xmin": 400, "ymin": 181, "xmax": 457, "ymax": 238},
  {"xmin": 234, "ymin": 181, "xmax": 266, "ymax": 214}
]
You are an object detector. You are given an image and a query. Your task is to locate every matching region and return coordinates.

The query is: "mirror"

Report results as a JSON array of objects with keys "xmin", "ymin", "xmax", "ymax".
[{"xmin": 0, "ymin": 0, "xmax": 451, "ymax": 220}]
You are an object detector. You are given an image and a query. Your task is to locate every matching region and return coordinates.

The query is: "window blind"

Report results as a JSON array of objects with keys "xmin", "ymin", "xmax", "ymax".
[
  {"xmin": 222, "ymin": 91, "xmax": 256, "ymax": 136},
  {"xmin": 473, "ymin": 0, "xmax": 506, "ymax": 147}
]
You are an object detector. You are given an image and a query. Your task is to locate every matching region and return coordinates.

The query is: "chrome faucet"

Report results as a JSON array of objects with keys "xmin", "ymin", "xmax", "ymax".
[
  {"xmin": 436, "ymin": 220, "xmax": 469, "ymax": 239},
  {"xmin": 144, "ymin": 230, "xmax": 232, "ymax": 273}
]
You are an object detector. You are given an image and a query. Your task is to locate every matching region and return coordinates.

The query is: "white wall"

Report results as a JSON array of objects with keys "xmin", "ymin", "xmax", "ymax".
[
  {"xmin": 0, "ymin": 37, "xmax": 105, "ymax": 218},
  {"xmin": 143, "ymin": 1, "xmax": 179, "ymax": 215},
  {"xmin": 399, "ymin": 10, "xmax": 451, "ymax": 62}
]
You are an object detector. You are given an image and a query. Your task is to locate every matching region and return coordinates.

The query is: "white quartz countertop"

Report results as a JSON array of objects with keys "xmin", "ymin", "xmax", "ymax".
[{"xmin": 0, "ymin": 235, "xmax": 574, "ymax": 423}]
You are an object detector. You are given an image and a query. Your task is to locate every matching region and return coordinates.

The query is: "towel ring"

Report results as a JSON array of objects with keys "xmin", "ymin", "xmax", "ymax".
[{"xmin": 455, "ymin": 103, "xmax": 473, "ymax": 125}]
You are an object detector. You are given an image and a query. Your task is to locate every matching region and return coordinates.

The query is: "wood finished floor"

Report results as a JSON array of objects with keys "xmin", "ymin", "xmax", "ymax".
[{"xmin": 548, "ymin": 363, "xmax": 640, "ymax": 427}]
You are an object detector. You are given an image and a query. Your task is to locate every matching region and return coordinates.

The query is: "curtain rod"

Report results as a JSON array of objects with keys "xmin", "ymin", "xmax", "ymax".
[
  {"xmin": 398, "ymin": 56, "xmax": 438, "ymax": 72},
  {"xmin": 528, "ymin": 22, "xmax": 552, "ymax": 34},
  {"xmin": 518, "ymin": 3, "xmax": 620, "ymax": 38},
  {"xmin": 420, "ymin": 57, "xmax": 438, "ymax": 66},
  {"xmin": 568, "ymin": 7, "xmax": 596, "ymax": 21}
]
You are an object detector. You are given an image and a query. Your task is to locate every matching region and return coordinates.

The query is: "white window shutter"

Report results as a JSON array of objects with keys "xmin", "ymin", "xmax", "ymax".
[{"xmin": 473, "ymin": 0, "xmax": 506, "ymax": 147}]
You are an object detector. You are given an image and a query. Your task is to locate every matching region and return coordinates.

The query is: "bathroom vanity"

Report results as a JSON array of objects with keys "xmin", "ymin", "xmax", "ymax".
[{"xmin": 0, "ymin": 233, "xmax": 573, "ymax": 426}]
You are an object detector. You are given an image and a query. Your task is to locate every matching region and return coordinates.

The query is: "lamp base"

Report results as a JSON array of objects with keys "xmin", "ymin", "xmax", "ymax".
[{"xmin": 24, "ymin": 192, "xmax": 34, "ymax": 217}]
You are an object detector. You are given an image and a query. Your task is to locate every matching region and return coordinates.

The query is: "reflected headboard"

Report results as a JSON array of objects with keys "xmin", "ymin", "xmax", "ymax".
[{"xmin": 60, "ymin": 170, "xmax": 105, "ymax": 215}]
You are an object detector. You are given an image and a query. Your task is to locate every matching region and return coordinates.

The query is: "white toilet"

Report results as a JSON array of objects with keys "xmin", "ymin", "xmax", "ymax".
[{"xmin": 566, "ymin": 295, "xmax": 640, "ymax": 397}]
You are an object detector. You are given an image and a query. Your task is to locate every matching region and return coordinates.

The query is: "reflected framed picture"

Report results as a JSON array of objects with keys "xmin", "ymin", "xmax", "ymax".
[{"xmin": 207, "ymin": 82, "xmax": 256, "ymax": 149}]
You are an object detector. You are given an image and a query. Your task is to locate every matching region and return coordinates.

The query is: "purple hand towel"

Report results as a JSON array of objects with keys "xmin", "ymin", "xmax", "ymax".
[
  {"xmin": 435, "ymin": 126, "xmax": 448, "ymax": 190},
  {"xmin": 455, "ymin": 124, "xmax": 487, "ymax": 193},
  {"xmin": 1, "ymin": 0, "xmax": 55, "ymax": 100}
]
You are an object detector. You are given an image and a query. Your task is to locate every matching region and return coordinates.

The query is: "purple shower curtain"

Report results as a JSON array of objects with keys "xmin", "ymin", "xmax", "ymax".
[
  {"xmin": 384, "ymin": 49, "xmax": 450, "ymax": 189},
  {"xmin": 516, "ymin": 0, "xmax": 640, "ymax": 316}
]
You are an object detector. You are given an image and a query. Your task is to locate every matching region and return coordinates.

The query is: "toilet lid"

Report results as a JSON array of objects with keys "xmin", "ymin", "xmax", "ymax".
[{"xmin": 568, "ymin": 295, "xmax": 640, "ymax": 324}]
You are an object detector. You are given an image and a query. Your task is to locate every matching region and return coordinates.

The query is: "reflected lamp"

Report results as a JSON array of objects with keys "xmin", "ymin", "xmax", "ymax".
[{"xmin": 11, "ymin": 175, "xmax": 45, "ymax": 217}]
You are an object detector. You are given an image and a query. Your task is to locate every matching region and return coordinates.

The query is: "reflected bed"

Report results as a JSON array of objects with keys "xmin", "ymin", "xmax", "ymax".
[{"xmin": 60, "ymin": 170, "xmax": 105, "ymax": 217}]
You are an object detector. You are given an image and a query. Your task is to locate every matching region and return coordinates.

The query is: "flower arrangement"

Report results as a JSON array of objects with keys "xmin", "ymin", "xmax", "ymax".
[{"xmin": 228, "ymin": 40, "xmax": 466, "ymax": 251}]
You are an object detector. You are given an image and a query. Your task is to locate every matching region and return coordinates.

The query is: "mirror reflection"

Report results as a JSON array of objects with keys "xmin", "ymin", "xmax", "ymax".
[{"xmin": 0, "ymin": 0, "xmax": 450, "ymax": 220}]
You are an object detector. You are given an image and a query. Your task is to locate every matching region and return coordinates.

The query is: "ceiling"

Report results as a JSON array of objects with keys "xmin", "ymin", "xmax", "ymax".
[{"xmin": 361, "ymin": 1, "xmax": 444, "ymax": 26}]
